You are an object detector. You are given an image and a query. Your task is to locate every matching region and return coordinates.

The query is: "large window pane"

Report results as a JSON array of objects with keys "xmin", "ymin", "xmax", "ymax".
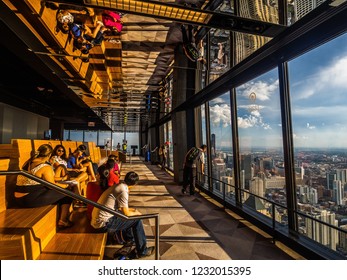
[
  {"xmin": 167, "ymin": 121, "xmax": 173, "ymax": 170},
  {"xmin": 208, "ymin": 91, "xmax": 234, "ymax": 200},
  {"xmin": 236, "ymin": 69, "xmax": 285, "ymax": 223},
  {"xmin": 288, "ymin": 31, "xmax": 347, "ymax": 257},
  {"xmin": 199, "ymin": 104, "xmax": 208, "ymax": 189},
  {"xmin": 69, "ymin": 130, "xmax": 83, "ymax": 141},
  {"xmin": 209, "ymin": 29, "xmax": 230, "ymax": 83},
  {"xmin": 98, "ymin": 131, "xmax": 112, "ymax": 147},
  {"xmin": 84, "ymin": 130, "xmax": 97, "ymax": 145}
]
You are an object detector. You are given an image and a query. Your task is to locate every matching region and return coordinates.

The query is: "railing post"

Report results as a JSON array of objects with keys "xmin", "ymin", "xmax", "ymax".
[
  {"xmin": 272, "ymin": 203, "xmax": 276, "ymax": 243},
  {"xmin": 155, "ymin": 215, "xmax": 160, "ymax": 260}
]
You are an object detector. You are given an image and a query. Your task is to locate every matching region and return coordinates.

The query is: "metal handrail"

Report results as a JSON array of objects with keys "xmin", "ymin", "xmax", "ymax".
[
  {"xmin": 0, "ymin": 170, "xmax": 160, "ymax": 260},
  {"xmin": 197, "ymin": 172, "xmax": 347, "ymax": 234}
]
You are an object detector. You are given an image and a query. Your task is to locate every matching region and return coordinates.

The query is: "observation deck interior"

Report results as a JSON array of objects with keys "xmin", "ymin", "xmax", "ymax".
[{"xmin": 1, "ymin": 0, "xmax": 347, "ymax": 261}]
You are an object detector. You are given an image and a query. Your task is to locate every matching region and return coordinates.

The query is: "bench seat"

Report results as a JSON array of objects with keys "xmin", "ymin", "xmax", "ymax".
[
  {"xmin": 37, "ymin": 232, "xmax": 107, "ymax": 260},
  {"xmin": 0, "ymin": 205, "xmax": 57, "ymax": 259}
]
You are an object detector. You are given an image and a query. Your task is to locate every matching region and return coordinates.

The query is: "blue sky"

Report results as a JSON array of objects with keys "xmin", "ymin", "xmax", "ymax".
[{"xmin": 208, "ymin": 31, "xmax": 347, "ymax": 149}]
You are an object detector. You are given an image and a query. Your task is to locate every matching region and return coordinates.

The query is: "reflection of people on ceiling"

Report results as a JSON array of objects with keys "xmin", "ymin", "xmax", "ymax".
[
  {"xmin": 181, "ymin": 25, "xmax": 206, "ymax": 64},
  {"xmin": 44, "ymin": 1, "xmax": 95, "ymax": 34},
  {"xmin": 217, "ymin": 43, "xmax": 225, "ymax": 65},
  {"xmin": 211, "ymin": 41, "xmax": 228, "ymax": 71},
  {"xmin": 102, "ymin": 10, "xmax": 124, "ymax": 35},
  {"xmin": 70, "ymin": 21, "xmax": 108, "ymax": 54}
]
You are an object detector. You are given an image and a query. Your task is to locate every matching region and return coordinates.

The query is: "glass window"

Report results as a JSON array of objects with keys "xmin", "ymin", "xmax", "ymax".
[
  {"xmin": 167, "ymin": 121, "xmax": 173, "ymax": 170},
  {"xmin": 98, "ymin": 131, "xmax": 112, "ymax": 147},
  {"xmin": 209, "ymin": 29, "xmax": 230, "ymax": 83},
  {"xmin": 234, "ymin": 33, "xmax": 272, "ymax": 64},
  {"xmin": 69, "ymin": 130, "xmax": 83, "ymax": 141},
  {"xmin": 288, "ymin": 31, "xmax": 347, "ymax": 256},
  {"xmin": 208, "ymin": 91, "xmax": 234, "ymax": 200},
  {"xmin": 199, "ymin": 104, "xmax": 208, "ymax": 189},
  {"xmin": 84, "ymin": 130, "xmax": 97, "ymax": 145},
  {"xmin": 63, "ymin": 130, "xmax": 69, "ymax": 141},
  {"xmin": 236, "ymin": 69, "xmax": 285, "ymax": 223}
]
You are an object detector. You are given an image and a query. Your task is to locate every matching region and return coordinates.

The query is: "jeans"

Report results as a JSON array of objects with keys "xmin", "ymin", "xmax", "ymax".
[
  {"xmin": 105, "ymin": 216, "xmax": 149, "ymax": 256},
  {"xmin": 183, "ymin": 166, "xmax": 196, "ymax": 194}
]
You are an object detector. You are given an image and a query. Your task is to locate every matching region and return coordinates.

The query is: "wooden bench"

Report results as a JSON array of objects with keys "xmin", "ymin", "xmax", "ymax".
[
  {"xmin": 0, "ymin": 153, "xmax": 107, "ymax": 260},
  {"xmin": 0, "ymin": 205, "xmax": 58, "ymax": 260}
]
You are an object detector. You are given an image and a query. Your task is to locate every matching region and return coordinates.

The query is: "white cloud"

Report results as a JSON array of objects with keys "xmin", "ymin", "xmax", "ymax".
[
  {"xmin": 294, "ymin": 54, "xmax": 347, "ymax": 100},
  {"xmin": 306, "ymin": 123, "xmax": 315, "ymax": 129},
  {"xmin": 209, "ymin": 104, "xmax": 231, "ymax": 127},
  {"xmin": 238, "ymin": 113, "xmax": 271, "ymax": 130},
  {"xmin": 210, "ymin": 97, "xmax": 225, "ymax": 104},
  {"xmin": 238, "ymin": 79, "xmax": 279, "ymax": 101}
]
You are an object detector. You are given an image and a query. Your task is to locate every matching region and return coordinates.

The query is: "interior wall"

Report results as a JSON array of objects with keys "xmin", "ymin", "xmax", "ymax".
[{"xmin": 0, "ymin": 103, "xmax": 49, "ymax": 144}]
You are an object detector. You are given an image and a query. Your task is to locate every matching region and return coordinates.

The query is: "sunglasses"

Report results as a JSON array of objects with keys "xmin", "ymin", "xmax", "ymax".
[{"xmin": 57, "ymin": 149, "xmax": 64, "ymax": 152}]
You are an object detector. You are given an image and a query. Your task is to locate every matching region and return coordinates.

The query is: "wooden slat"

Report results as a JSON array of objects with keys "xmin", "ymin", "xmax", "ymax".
[
  {"xmin": 61, "ymin": 141, "xmax": 78, "ymax": 156},
  {"xmin": 33, "ymin": 140, "xmax": 61, "ymax": 151},
  {"xmin": 11, "ymin": 139, "xmax": 34, "ymax": 169},
  {"xmin": 0, "ymin": 205, "xmax": 57, "ymax": 260},
  {"xmin": 0, "ymin": 158, "xmax": 10, "ymax": 213},
  {"xmin": 37, "ymin": 232, "xmax": 107, "ymax": 260}
]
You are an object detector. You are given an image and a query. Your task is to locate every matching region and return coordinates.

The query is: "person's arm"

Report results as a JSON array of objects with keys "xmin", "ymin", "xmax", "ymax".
[
  {"xmin": 120, "ymin": 206, "xmax": 142, "ymax": 216},
  {"xmin": 41, "ymin": 166, "xmax": 70, "ymax": 189}
]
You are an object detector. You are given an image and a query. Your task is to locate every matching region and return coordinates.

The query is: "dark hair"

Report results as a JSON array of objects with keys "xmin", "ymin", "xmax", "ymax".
[
  {"xmin": 22, "ymin": 144, "xmax": 53, "ymax": 170},
  {"xmin": 105, "ymin": 159, "xmax": 115, "ymax": 169},
  {"xmin": 52, "ymin": 144, "xmax": 67, "ymax": 161},
  {"xmin": 124, "ymin": 171, "xmax": 139, "ymax": 186},
  {"xmin": 200, "ymin": 144, "xmax": 207, "ymax": 150},
  {"xmin": 78, "ymin": 144, "xmax": 87, "ymax": 151},
  {"xmin": 97, "ymin": 165, "xmax": 109, "ymax": 191},
  {"xmin": 108, "ymin": 154, "xmax": 117, "ymax": 160}
]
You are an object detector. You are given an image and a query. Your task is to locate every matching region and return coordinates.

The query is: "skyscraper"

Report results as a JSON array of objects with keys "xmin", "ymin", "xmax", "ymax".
[
  {"xmin": 294, "ymin": 0, "xmax": 327, "ymax": 21},
  {"xmin": 305, "ymin": 209, "xmax": 338, "ymax": 251}
]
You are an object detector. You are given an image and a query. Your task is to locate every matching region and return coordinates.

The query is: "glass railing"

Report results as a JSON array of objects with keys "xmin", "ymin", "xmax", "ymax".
[{"xmin": 197, "ymin": 171, "xmax": 347, "ymax": 259}]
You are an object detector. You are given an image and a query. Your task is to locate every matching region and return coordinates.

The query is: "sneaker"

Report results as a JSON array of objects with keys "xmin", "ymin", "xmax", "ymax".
[{"xmin": 138, "ymin": 246, "xmax": 155, "ymax": 258}]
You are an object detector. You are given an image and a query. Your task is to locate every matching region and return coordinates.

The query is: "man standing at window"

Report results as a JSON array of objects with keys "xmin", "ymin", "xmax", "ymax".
[{"xmin": 182, "ymin": 144, "xmax": 207, "ymax": 195}]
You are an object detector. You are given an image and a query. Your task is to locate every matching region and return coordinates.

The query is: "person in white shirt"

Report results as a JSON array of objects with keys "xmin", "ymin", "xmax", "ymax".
[{"xmin": 91, "ymin": 171, "xmax": 154, "ymax": 258}]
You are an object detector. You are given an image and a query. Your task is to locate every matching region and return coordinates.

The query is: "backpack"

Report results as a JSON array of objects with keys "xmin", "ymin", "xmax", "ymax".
[{"xmin": 186, "ymin": 147, "xmax": 200, "ymax": 163}]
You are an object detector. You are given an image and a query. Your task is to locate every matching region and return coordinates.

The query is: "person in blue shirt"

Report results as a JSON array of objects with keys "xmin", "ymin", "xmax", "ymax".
[{"xmin": 67, "ymin": 147, "xmax": 96, "ymax": 182}]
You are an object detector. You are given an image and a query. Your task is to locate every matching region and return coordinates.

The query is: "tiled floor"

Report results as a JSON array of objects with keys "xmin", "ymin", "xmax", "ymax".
[{"xmin": 104, "ymin": 157, "xmax": 304, "ymax": 260}]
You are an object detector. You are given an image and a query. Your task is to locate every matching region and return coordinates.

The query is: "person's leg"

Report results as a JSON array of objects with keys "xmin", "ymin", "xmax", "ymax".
[
  {"xmin": 83, "ymin": 161, "xmax": 96, "ymax": 180},
  {"xmin": 105, "ymin": 216, "xmax": 152, "ymax": 257},
  {"xmin": 75, "ymin": 171, "xmax": 88, "ymax": 184},
  {"xmin": 182, "ymin": 166, "xmax": 189, "ymax": 193},
  {"xmin": 190, "ymin": 168, "xmax": 197, "ymax": 195}
]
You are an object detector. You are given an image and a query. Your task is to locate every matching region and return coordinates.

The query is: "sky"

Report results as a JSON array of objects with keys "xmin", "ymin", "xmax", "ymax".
[{"xmin": 207, "ymin": 31, "xmax": 347, "ymax": 150}]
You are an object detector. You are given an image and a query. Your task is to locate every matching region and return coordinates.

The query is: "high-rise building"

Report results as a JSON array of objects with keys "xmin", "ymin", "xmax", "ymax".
[
  {"xmin": 333, "ymin": 180, "xmax": 344, "ymax": 206},
  {"xmin": 327, "ymin": 172, "xmax": 337, "ymax": 190},
  {"xmin": 250, "ymin": 176, "xmax": 265, "ymax": 197},
  {"xmin": 211, "ymin": 133, "xmax": 216, "ymax": 157},
  {"xmin": 305, "ymin": 209, "xmax": 338, "ymax": 251},
  {"xmin": 294, "ymin": 0, "xmax": 327, "ymax": 21},
  {"xmin": 241, "ymin": 154, "xmax": 253, "ymax": 189}
]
